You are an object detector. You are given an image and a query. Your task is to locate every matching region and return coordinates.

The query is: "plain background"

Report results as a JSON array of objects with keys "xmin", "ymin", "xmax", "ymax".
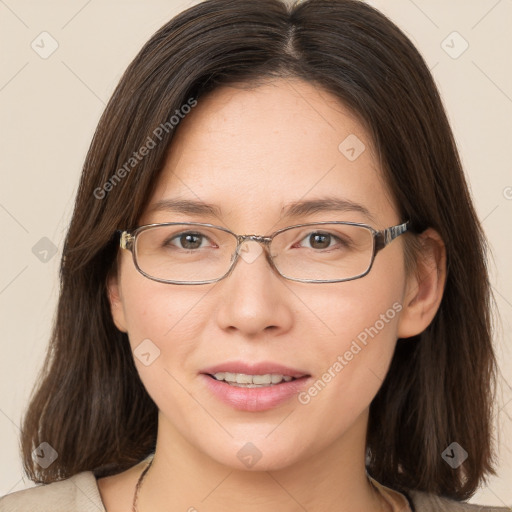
[{"xmin": 0, "ymin": 0, "xmax": 511, "ymax": 507}]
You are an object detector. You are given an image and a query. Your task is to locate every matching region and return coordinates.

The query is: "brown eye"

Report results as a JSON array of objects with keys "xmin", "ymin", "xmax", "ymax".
[
  {"xmin": 165, "ymin": 231, "xmax": 209, "ymax": 250},
  {"xmin": 296, "ymin": 231, "xmax": 347, "ymax": 251}
]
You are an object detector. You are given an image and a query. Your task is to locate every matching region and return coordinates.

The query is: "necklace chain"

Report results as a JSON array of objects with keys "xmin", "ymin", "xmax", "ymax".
[{"xmin": 132, "ymin": 459, "xmax": 153, "ymax": 512}]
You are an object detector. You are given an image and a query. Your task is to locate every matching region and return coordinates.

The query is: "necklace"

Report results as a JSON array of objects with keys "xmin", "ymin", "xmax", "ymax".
[{"xmin": 132, "ymin": 459, "xmax": 153, "ymax": 512}]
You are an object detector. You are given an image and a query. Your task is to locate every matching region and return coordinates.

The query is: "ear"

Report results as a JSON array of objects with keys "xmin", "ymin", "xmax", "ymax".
[
  {"xmin": 107, "ymin": 268, "xmax": 128, "ymax": 333},
  {"xmin": 397, "ymin": 228, "xmax": 447, "ymax": 339}
]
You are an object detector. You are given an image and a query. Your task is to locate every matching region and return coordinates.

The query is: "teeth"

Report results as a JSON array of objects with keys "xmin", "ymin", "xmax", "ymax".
[{"xmin": 212, "ymin": 372, "xmax": 295, "ymax": 386}]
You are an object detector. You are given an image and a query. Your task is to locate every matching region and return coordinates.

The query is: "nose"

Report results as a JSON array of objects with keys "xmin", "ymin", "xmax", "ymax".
[{"xmin": 214, "ymin": 240, "xmax": 293, "ymax": 336}]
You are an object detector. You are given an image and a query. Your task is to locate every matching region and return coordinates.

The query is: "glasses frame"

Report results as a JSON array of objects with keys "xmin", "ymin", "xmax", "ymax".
[{"xmin": 118, "ymin": 220, "xmax": 409, "ymax": 285}]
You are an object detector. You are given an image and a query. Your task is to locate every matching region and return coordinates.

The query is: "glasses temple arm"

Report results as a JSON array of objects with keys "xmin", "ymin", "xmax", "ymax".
[{"xmin": 374, "ymin": 221, "xmax": 410, "ymax": 252}]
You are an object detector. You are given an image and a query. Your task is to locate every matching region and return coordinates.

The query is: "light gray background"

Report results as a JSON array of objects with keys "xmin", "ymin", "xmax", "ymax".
[{"xmin": 0, "ymin": 0, "xmax": 511, "ymax": 507}]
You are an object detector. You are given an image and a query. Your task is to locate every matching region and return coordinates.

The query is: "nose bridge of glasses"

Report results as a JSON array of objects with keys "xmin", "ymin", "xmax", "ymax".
[
  {"xmin": 228, "ymin": 234, "xmax": 273, "ymax": 267},
  {"xmin": 234, "ymin": 233, "xmax": 269, "ymax": 243}
]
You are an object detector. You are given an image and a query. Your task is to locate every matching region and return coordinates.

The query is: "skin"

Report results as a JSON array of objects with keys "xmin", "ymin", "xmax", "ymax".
[{"xmin": 98, "ymin": 78, "xmax": 446, "ymax": 512}]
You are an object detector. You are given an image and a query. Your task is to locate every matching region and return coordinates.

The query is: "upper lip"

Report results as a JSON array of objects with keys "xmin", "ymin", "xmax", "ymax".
[{"xmin": 201, "ymin": 361, "xmax": 310, "ymax": 379}]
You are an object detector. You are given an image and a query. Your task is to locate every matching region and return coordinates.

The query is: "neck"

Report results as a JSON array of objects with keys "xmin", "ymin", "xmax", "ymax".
[{"xmin": 137, "ymin": 410, "xmax": 386, "ymax": 512}]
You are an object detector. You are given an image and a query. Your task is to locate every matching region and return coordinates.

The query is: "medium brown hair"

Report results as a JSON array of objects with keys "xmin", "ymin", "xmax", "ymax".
[{"xmin": 20, "ymin": 0, "xmax": 496, "ymax": 500}]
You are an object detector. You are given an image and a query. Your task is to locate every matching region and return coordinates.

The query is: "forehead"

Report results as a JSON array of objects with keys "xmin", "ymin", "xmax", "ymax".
[{"xmin": 142, "ymin": 78, "xmax": 397, "ymax": 228}]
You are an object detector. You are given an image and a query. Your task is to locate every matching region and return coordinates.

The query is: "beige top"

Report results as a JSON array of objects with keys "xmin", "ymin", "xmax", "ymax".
[
  {"xmin": 0, "ymin": 463, "xmax": 509, "ymax": 512},
  {"xmin": 370, "ymin": 478, "xmax": 413, "ymax": 511}
]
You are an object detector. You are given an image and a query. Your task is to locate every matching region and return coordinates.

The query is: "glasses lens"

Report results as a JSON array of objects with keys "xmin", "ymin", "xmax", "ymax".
[
  {"xmin": 272, "ymin": 223, "xmax": 374, "ymax": 281},
  {"xmin": 133, "ymin": 223, "xmax": 374, "ymax": 283},
  {"xmin": 134, "ymin": 224, "xmax": 236, "ymax": 282}
]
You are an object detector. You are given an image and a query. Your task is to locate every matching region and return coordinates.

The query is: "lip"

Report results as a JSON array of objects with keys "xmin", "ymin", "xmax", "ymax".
[
  {"xmin": 200, "ymin": 361, "xmax": 309, "ymax": 379},
  {"xmin": 199, "ymin": 360, "xmax": 312, "ymax": 412},
  {"xmin": 200, "ymin": 373, "xmax": 312, "ymax": 412}
]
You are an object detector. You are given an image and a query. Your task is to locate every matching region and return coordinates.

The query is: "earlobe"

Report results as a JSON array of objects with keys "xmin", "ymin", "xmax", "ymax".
[
  {"xmin": 397, "ymin": 228, "xmax": 447, "ymax": 339},
  {"xmin": 107, "ymin": 270, "xmax": 128, "ymax": 333}
]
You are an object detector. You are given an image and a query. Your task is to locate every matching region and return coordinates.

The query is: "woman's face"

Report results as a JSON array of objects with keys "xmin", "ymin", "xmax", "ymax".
[{"xmin": 109, "ymin": 78, "xmax": 413, "ymax": 471}]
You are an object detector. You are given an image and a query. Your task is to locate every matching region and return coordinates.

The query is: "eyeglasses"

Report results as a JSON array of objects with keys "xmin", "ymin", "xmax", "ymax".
[{"xmin": 118, "ymin": 221, "xmax": 409, "ymax": 285}]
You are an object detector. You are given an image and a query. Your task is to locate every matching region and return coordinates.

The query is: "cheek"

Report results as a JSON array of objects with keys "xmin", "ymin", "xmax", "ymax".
[
  {"xmin": 119, "ymin": 260, "xmax": 204, "ymax": 344},
  {"xmin": 295, "ymin": 266, "xmax": 404, "ymax": 432},
  {"xmin": 118, "ymin": 283, "xmax": 210, "ymax": 429},
  {"xmin": 117, "ymin": 267, "xmax": 210, "ymax": 387},
  {"xmin": 306, "ymin": 255, "xmax": 404, "ymax": 352}
]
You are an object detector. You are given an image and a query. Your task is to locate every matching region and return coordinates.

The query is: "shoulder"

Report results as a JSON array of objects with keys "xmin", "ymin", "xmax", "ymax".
[
  {"xmin": 409, "ymin": 489, "xmax": 511, "ymax": 512},
  {"xmin": 0, "ymin": 471, "xmax": 105, "ymax": 512}
]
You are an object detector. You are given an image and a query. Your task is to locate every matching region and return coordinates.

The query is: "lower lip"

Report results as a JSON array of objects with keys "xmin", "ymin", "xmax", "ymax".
[{"xmin": 200, "ymin": 374, "xmax": 311, "ymax": 412}]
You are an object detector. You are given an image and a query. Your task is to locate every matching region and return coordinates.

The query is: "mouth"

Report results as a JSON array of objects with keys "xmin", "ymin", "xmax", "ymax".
[
  {"xmin": 200, "ymin": 361, "xmax": 310, "ymax": 385},
  {"xmin": 199, "ymin": 361, "xmax": 311, "ymax": 412},
  {"xmin": 205, "ymin": 372, "xmax": 307, "ymax": 387}
]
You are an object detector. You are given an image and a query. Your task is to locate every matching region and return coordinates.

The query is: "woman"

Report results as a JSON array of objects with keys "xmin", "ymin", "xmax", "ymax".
[{"xmin": 0, "ymin": 0, "xmax": 507, "ymax": 511}]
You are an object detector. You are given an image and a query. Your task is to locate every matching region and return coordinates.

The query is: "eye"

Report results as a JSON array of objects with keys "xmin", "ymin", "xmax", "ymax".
[
  {"xmin": 166, "ymin": 231, "xmax": 213, "ymax": 250},
  {"xmin": 296, "ymin": 231, "xmax": 346, "ymax": 250}
]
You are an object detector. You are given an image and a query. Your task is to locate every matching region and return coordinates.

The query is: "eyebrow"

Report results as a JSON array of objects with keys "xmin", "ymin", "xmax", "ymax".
[
  {"xmin": 148, "ymin": 198, "xmax": 222, "ymax": 217},
  {"xmin": 280, "ymin": 197, "xmax": 375, "ymax": 222},
  {"xmin": 148, "ymin": 197, "xmax": 375, "ymax": 223}
]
